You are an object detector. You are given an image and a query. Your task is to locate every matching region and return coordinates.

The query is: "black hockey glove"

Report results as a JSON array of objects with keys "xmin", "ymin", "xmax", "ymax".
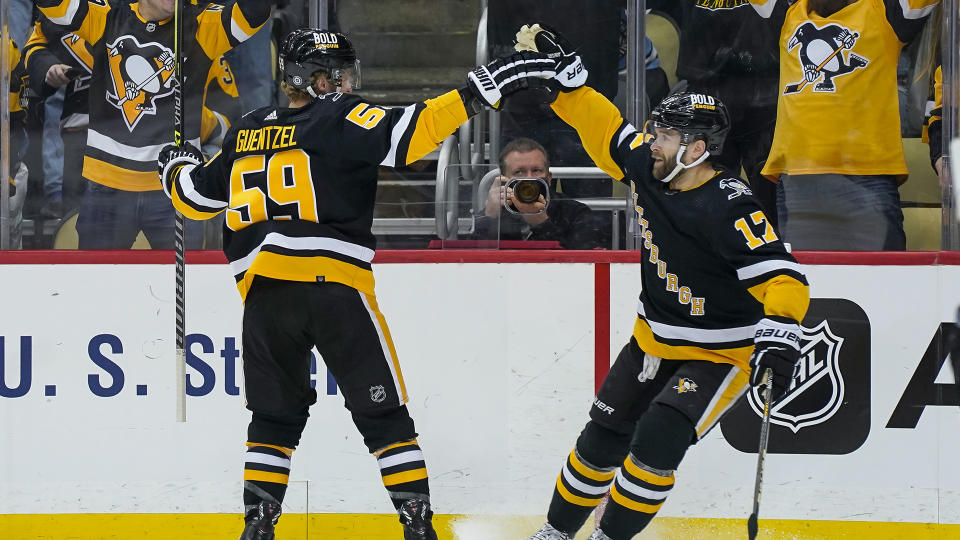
[
  {"xmin": 514, "ymin": 24, "xmax": 588, "ymax": 92},
  {"xmin": 158, "ymin": 143, "xmax": 204, "ymax": 198},
  {"xmin": 465, "ymin": 51, "xmax": 556, "ymax": 110},
  {"xmin": 749, "ymin": 316, "xmax": 802, "ymax": 401}
]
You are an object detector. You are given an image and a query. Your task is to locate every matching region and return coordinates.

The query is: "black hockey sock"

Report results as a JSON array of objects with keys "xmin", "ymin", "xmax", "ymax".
[
  {"xmin": 597, "ymin": 453, "xmax": 674, "ymax": 540},
  {"xmin": 243, "ymin": 443, "xmax": 294, "ymax": 510},
  {"xmin": 546, "ymin": 449, "xmax": 617, "ymax": 536},
  {"xmin": 374, "ymin": 439, "xmax": 430, "ymax": 510}
]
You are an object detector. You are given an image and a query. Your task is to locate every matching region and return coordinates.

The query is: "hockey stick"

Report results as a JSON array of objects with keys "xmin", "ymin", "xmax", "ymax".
[
  {"xmin": 783, "ymin": 32, "xmax": 858, "ymax": 94},
  {"xmin": 173, "ymin": 0, "xmax": 187, "ymax": 423},
  {"xmin": 747, "ymin": 368, "xmax": 774, "ymax": 540}
]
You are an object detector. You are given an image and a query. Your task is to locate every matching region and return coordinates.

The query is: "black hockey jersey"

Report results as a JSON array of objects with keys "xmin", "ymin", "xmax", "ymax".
[
  {"xmin": 551, "ymin": 87, "xmax": 810, "ymax": 371},
  {"xmin": 36, "ymin": 0, "xmax": 271, "ymax": 191},
  {"xmin": 7, "ymin": 38, "xmax": 28, "ymax": 181},
  {"xmin": 166, "ymin": 89, "xmax": 470, "ymax": 301}
]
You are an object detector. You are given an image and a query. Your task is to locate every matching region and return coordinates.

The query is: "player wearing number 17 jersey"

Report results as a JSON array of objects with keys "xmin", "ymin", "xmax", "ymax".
[
  {"xmin": 515, "ymin": 25, "xmax": 811, "ymax": 540},
  {"xmin": 158, "ymin": 28, "xmax": 555, "ymax": 540}
]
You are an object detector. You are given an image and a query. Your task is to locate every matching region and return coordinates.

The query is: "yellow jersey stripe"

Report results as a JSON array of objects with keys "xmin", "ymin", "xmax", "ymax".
[
  {"xmin": 381, "ymin": 468, "xmax": 428, "ymax": 486},
  {"xmin": 245, "ymin": 443, "xmax": 294, "ymax": 456},
  {"xmin": 610, "ymin": 484, "xmax": 664, "ymax": 514},
  {"xmin": 622, "ymin": 458, "xmax": 674, "ymax": 487},
  {"xmin": 237, "ymin": 252, "xmax": 376, "ymax": 303},
  {"xmin": 83, "ymin": 157, "xmax": 162, "ymax": 192},
  {"xmin": 230, "ymin": 4, "xmax": 259, "ymax": 40},
  {"xmin": 243, "ymin": 470, "xmax": 290, "ymax": 484},
  {"xmin": 567, "ymin": 451, "xmax": 616, "ymax": 483},
  {"xmin": 696, "ymin": 369, "xmax": 749, "ymax": 437},
  {"xmin": 632, "ymin": 319, "xmax": 754, "ymax": 371},
  {"xmin": 363, "ymin": 292, "xmax": 409, "ymax": 403},
  {"xmin": 374, "ymin": 440, "xmax": 419, "ymax": 456}
]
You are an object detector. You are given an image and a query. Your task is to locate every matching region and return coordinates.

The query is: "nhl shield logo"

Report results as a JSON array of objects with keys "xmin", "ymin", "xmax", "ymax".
[
  {"xmin": 370, "ymin": 385, "xmax": 387, "ymax": 403},
  {"xmin": 720, "ymin": 298, "xmax": 870, "ymax": 455},
  {"xmin": 748, "ymin": 320, "xmax": 844, "ymax": 433}
]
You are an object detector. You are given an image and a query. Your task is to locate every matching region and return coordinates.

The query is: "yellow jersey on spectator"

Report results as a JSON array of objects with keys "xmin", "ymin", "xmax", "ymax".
[
  {"xmin": 35, "ymin": 0, "xmax": 271, "ymax": 191},
  {"xmin": 751, "ymin": 0, "xmax": 938, "ymax": 182}
]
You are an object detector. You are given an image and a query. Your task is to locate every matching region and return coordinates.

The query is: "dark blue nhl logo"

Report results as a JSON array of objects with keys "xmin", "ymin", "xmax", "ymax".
[{"xmin": 720, "ymin": 298, "xmax": 871, "ymax": 455}]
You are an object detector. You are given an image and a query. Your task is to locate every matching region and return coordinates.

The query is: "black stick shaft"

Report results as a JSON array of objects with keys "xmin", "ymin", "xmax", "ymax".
[
  {"xmin": 748, "ymin": 369, "xmax": 774, "ymax": 540},
  {"xmin": 173, "ymin": 0, "xmax": 186, "ymax": 423}
]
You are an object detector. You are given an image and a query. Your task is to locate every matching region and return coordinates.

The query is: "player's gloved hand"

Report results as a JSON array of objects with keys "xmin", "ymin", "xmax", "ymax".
[
  {"xmin": 158, "ymin": 143, "xmax": 204, "ymax": 198},
  {"xmin": 514, "ymin": 23, "xmax": 588, "ymax": 92},
  {"xmin": 749, "ymin": 316, "xmax": 802, "ymax": 401},
  {"xmin": 466, "ymin": 51, "xmax": 556, "ymax": 110}
]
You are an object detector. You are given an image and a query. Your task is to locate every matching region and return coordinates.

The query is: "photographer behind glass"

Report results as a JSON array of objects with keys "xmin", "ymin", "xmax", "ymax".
[{"xmin": 476, "ymin": 138, "xmax": 601, "ymax": 249}]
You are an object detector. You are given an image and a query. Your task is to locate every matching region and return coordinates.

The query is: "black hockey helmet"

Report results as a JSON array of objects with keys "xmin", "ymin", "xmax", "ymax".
[
  {"xmin": 647, "ymin": 92, "xmax": 730, "ymax": 154},
  {"xmin": 279, "ymin": 29, "xmax": 361, "ymax": 94}
]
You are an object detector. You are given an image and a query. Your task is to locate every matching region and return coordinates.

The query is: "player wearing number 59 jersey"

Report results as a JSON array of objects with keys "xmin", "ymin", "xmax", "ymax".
[
  {"xmin": 516, "ymin": 25, "xmax": 810, "ymax": 540},
  {"xmin": 159, "ymin": 28, "xmax": 554, "ymax": 540}
]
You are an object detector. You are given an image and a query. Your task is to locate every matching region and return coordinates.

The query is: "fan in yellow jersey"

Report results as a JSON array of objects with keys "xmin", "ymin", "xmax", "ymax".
[
  {"xmin": 749, "ymin": 0, "xmax": 939, "ymax": 250},
  {"xmin": 35, "ymin": 0, "xmax": 274, "ymax": 249},
  {"xmin": 5, "ymin": 36, "xmax": 29, "ymax": 248},
  {"xmin": 23, "ymin": 13, "xmax": 244, "ymax": 221},
  {"xmin": 158, "ymin": 28, "xmax": 555, "ymax": 540},
  {"xmin": 511, "ymin": 26, "xmax": 810, "ymax": 540}
]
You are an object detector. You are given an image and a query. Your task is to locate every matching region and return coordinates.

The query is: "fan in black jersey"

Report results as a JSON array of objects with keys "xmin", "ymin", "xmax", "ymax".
[
  {"xmin": 514, "ymin": 26, "xmax": 810, "ymax": 540},
  {"xmin": 158, "ymin": 28, "xmax": 556, "ymax": 540}
]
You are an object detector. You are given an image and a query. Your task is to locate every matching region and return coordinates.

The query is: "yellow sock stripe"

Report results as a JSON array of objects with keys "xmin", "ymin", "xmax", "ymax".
[
  {"xmin": 244, "ymin": 470, "xmax": 290, "ymax": 484},
  {"xmin": 246, "ymin": 443, "xmax": 294, "ymax": 457},
  {"xmin": 381, "ymin": 468, "xmax": 428, "ymax": 486},
  {"xmin": 374, "ymin": 440, "xmax": 418, "ymax": 457},
  {"xmin": 609, "ymin": 483, "xmax": 664, "ymax": 514},
  {"xmin": 622, "ymin": 458, "xmax": 674, "ymax": 487},
  {"xmin": 567, "ymin": 450, "xmax": 616, "ymax": 483},
  {"xmin": 554, "ymin": 475, "xmax": 605, "ymax": 507}
]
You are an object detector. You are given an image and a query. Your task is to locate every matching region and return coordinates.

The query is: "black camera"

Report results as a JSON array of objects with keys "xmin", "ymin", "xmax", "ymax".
[
  {"xmin": 506, "ymin": 177, "xmax": 548, "ymax": 204},
  {"xmin": 504, "ymin": 177, "xmax": 550, "ymax": 215}
]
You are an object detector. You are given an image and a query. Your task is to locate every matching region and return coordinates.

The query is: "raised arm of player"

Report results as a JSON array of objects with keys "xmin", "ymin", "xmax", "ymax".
[
  {"xmin": 195, "ymin": 0, "xmax": 276, "ymax": 60},
  {"xmin": 339, "ymin": 51, "xmax": 554, "ymax": 168}
]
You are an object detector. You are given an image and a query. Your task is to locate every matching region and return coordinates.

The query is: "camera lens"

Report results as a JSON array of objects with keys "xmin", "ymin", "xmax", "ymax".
[{"xmin": 513, "ymin": 179, "xmax": 541, "ymax": 204}]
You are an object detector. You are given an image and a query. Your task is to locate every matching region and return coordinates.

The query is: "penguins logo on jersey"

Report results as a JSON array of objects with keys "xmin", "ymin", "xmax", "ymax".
[
  {"xmin": 105, "ymin": 36, "xmax": 177, "ymax": 131},
  {"xmin": 719, "ymin": 178, "xmax": 752, "ymax": 200},
  {"xmin": 747, "ymin": 320, "xmax": 845, "ymax": 433},
  {"xmin": 694, "ymin": 0, "xmax": 749, "ymax": 9},
  {"xmin": 784, "ymin": 22, "xmax": 868, "ymax": 94},
  {"xmin": 674, "ymin": 378, "xmax": 698, "ymax": 394}
]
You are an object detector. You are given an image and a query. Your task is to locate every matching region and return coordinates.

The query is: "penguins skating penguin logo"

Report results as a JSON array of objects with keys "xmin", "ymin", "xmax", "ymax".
[
  {"xmin": 105, "ymin": 36, "xmax": 177, "ymax": 131},
  {"xmin": 784, "ymin": 22, "xmax": 868, "ymax": 94}
]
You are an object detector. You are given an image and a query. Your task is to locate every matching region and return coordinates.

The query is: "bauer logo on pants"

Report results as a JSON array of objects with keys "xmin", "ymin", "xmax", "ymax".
[{"xmin": 720, "ymin": 298, "xmax": 871, "ymax": 455}]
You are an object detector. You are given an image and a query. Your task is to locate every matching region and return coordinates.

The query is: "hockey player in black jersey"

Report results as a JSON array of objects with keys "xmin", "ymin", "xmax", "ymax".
[
  {"xmin": 159, "ymin": 28, "xmax": 555, "ymax": 540},
  {"xmin": 516, "ymin": 26, "xmax": 810, "ymax": 540}
]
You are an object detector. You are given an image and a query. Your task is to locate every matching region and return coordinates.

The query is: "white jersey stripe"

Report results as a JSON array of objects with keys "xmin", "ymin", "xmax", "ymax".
[
  {"xmin": 245, "ymin": 453, "xmax": 291, "ymax": 469},
  {"xmin": 88, "ymin": 128, "xmax": 201, "ymax": 163},
  {"xmin": 617, "ymin": 124, "xmax": 638, "ymax": 147},
  {"xmin": 230, "ymin": 233, "xmax": 375, "ymax": 275},
  {"xmin": 179, "ymin": 165, "xmax": 229, "ymax": 211},
  {"xmin": 736, "ymin": 259, "xmax": 804, "ymax": 281},
  {"xmin": 562, "ymin": 465, "xmax": 614, "ymax": 496},
  {"xmin": 377, "ymin": 449, "xmax": 424, "ymax": 470},
  {"xmin": 899, "ymin": 0, "xmax": 937, "ymax": 19},
  {"xmin": 614, "ymin": 470, "xmax": 673, "ymax": 501},
  {"xmin": 48, "ymin": 0, "xmax": 83, "ymax": 25},
  {"xmin": 637, "ymin": 301, "xmax": 755, "ymax": 343},
  {"xmin": 380, "ymin": 105, "xmax": 417, "ymax": 167},
  {"xmin": 359, "ymin": 291, "xmax": 405, "ymax": 406},
  {"xmin": 695, "ymin": 365, "xmax": 739, "ymax": 434}
]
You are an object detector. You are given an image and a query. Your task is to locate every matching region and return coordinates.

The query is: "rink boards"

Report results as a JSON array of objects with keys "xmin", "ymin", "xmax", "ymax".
[{"xmin": 0, "ymin": 250, "xmax": 959, "ymax": 539}]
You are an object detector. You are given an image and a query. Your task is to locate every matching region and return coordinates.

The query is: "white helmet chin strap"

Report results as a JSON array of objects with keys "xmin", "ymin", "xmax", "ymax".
[{"xmin": 659, "ymin": 145, "xmax": 711, "ymax": 184}]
